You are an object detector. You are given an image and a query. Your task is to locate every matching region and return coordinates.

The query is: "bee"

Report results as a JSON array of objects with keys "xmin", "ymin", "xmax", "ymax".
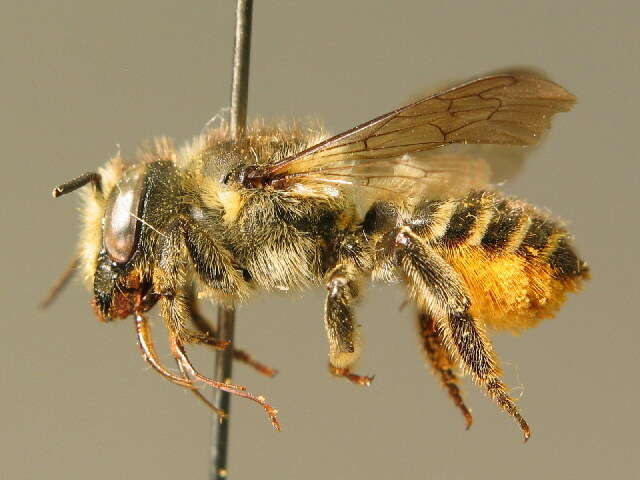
[{"xmin": 49, "ymin": 71, "xmax": 588, "ymax": 440}]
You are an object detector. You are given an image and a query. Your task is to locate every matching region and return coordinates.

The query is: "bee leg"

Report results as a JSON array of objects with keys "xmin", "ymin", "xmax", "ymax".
[
  {"xmin": 324, "ymin": 264, "xmax": 373, "ymax": 387},
  {"xmin": 157, "ymin": 289, "xmax": 218, "ymax": 346},
  {"xmin": 167, "ymin": 331, "xmax": 281, "ymax": 431},
  {"xmin": 417, "ymin": 310, "xmax": 473, "ymax": 430},
  {"xmin": 231, "ymin": 349, "xmax": 278, "ymax": 377},
  {"xmin": 188, "ymin": 292, "xmax": 278, "ymax": 377},
  {"xmin": 173, "ymin": 357, "xmax": 227, "ymax": 418},
  {"xmin": 181, "ymin": 218, "xmax": 248, "ymax": 298},
  {"xmin": 395, "ymin": 227, "xmax": 530, "ymax": 441},
  {"xmin": 156, "ymin": 218, "xmax": 244, "ymax": 347},
  {"xmin": 156, "ymin": 219, "xmax": 280, "ymax": 429},
  {"xmin": 133, "ymin": 313, "xmax": 198, "ymax": 389}
]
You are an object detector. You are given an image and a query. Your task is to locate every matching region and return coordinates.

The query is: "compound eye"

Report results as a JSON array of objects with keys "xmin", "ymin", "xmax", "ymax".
[{"xmin": 103, "ymin": 167, "xmax": 146, "ymax": 264}]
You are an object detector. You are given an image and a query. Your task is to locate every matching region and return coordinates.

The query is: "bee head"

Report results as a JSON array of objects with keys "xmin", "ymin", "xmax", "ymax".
[
  {"xmin": 93, "ymin": 164, "xmax": 165, "ymax": 321},
  {"xmin": 53, "ymin": 161, "xmax": 159, "ymax": 321}
]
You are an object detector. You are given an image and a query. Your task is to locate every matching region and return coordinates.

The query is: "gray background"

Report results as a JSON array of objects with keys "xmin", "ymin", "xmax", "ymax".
[{"xmin": 2, "ymin": 1, "xmax": 638, "ymax": 479}]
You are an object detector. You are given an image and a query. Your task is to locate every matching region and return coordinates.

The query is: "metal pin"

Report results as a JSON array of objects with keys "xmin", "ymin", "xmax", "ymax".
[{"xmin": 210, "ymin": 1, "xmax": 254, "ymax": 479}]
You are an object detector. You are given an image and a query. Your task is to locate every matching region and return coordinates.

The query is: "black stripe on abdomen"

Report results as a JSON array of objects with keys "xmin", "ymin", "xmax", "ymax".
[
  {"xmin": 517, "ymin": 217, "xmax": 556, "ymax": 257},
  {"xmin": 443, "ymin": 192, "xmax": 484, "ymax": 245},
  {"xmin": 481, "ymin": 200, "xmax": 522, "ymax": 251}
]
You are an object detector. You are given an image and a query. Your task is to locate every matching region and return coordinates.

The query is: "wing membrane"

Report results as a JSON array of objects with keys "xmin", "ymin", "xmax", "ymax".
[
  {"xmin": 254, "ymin": 72, "xmax": 574, "ymax": 199},
  {"xmin": 291, "ymin": 151, "xmax": 494, "ymax": 201}
]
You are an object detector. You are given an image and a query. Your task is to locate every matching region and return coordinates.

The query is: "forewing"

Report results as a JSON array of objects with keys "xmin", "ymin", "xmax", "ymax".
[{"xmin": 259, "ymin": 72, "xmax": 575, "ymax": 197}]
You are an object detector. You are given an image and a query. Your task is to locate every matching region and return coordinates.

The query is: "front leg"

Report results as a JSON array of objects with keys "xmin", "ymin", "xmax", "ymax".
[
  {"xmin": 324, "ymin": 264, "xmax": 373, "ymax": 386},
  {"xmin": 155, "ymin": 216, "xmax": 248, "ymax": 345},
  {"xmin": 182, "ymin": 217, "xmax": 249, "ymax": 300},
  {"xmin": 167, "ymin": 326, "xmax": 280, "ymax": 430},
  {"xmin": 153, "ymin": 222, "xmax": 279, "ymax": 429}
]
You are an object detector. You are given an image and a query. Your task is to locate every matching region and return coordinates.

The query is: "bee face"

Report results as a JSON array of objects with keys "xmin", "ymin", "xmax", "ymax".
[{"xmin": 91, "ymin": 164, "xmax": 154, "ymax": 321}]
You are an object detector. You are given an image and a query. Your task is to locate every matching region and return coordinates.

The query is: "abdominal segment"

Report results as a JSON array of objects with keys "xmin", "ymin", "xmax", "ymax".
[
  {"xmin": 420, "ymin": 191, "xmax": 589, "ymax": 332},
  {"xmin": 366, "ymin": 190, "xmax": 589, "ymax": 332}
]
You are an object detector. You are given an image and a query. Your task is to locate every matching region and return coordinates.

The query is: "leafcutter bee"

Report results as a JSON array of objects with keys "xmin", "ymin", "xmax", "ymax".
[{"xmin": 47, "ymin": 71, "xmax": 589, "ymax": 440}]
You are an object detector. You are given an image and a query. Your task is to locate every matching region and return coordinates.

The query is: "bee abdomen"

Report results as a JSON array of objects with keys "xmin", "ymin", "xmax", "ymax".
[
  {"xmin": 412, "ymin": 191, "xmax": 526, "ymax": 249},
  {"xmin": 517, "ymin": 216, "xmax": 589, "ymax": 279},
  {"xmin": 426, "ymin": 191, "xmax": 589, "ymax": 281},
  {"xmin": 408, "ymin": 192, "xmax": 589, "ymax": 332}
]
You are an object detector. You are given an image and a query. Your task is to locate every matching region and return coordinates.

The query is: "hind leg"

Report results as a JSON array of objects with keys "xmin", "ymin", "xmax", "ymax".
[
  {"xmin": 417, "ymin": 310, "xmax": 473, "ymax": 429},
  {"xmin": 395, "ymin": 226, "xmax": 530, "ymax": 440}
]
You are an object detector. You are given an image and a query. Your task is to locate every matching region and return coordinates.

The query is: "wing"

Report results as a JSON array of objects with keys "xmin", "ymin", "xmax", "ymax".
[{"xmin": 246, "ymin": 72, "xmax": 575, "ymax": 198}]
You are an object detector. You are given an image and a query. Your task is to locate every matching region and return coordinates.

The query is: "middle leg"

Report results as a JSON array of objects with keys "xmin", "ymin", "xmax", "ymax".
[{"xmin": 324, "ymin": 263, "xmax": 373, "ymax": 386}]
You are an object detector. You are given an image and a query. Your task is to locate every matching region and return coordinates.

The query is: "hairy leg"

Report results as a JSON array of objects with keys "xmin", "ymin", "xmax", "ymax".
[
  {"xmin": 181, "ymin": 219, "xmax": 279, "ymax": 375},
  {"xmin": 151, "ymin": 219, "xmax": 279, "ymax": 429},
  {"xmin": 396, "ymin": 227, "xmax": 530, "ymax": 440},
  {"xmin": 154, "ymin": 217, "xmax": 247, "ymax": 346},
  {"xmin": 324, "ymin": 264, "xmax": 373, "ymax": 386},
  {"xmin": 417, "ymin": 310, "xmax": 473, "ymax": 429}
]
